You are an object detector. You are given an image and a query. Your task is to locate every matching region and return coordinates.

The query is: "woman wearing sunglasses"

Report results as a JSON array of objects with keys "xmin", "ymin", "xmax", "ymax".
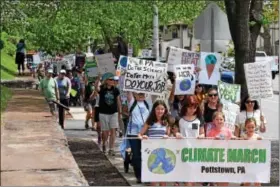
[
  {"xmin": 201, "ymin": 88, "xmax": 222, "ymax": 136},
  {"xmin": 234, "ymin": 95, "xmax": 266, "ymax": 137}
]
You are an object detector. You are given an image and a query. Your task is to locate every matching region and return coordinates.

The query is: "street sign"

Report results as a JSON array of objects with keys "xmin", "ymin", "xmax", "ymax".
[{"xmin": 194, "ymin": 2, "xmax": 231, "ymax": 51}]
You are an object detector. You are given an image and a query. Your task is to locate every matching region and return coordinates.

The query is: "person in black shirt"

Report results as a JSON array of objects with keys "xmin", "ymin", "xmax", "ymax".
[
  {"xmin": 75, "ymin": 47, "xmax": 86, "ymax": 69},
  {"xmin": 95, "ymin": 72, "xmax": 122, "ymax": 156}
]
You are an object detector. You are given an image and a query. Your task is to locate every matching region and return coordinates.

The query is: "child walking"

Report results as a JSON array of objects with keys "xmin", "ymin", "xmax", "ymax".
[
  {"xmin": 241, "ymin": 118, "xmax": 262, "ymax": 186},
  {"xmin": 176, "ymin": 95, "xmax": 204, "ymax": 186},
  {"xmin": 138, "ymin": 100, "xmax": 170, "ymax": 186},
  {"xmin": 206, "ymin": 112, "xmax": 236, "ymax": 186}
]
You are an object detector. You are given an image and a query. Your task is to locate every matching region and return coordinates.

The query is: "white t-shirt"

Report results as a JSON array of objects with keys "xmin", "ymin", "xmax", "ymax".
[
  {"xmin": 241, "ymin": 133, "xmax": 261, "ymax": 140},
  {"xmin": 179, "ymin": 117, "xmax": 202, "ymax": 138},
  {"xmin": 126, "ymin": 98, "xmax": 152, "ymax": 135},
  {"xmin": 235, "ymin": 109, "xmax": 266, "ymax": 136}
]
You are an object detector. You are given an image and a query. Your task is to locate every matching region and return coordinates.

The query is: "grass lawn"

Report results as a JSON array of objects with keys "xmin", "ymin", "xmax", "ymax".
[
  {"xmin": 1, "ymin": 51, "xmax": 16, "ymax": 113},
  {"xmin": 1, "ymin": 52, "xmax": 17, "ymax": 80},
  {"xmin": 0, "ymin": 85, "xmax": 12, "ymax": 112}
]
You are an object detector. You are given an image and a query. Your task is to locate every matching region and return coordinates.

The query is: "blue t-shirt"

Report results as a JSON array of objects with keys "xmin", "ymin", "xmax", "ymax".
[{"xmin": 127, "ymin": 98, "xmax": 151, "ymax": 135}]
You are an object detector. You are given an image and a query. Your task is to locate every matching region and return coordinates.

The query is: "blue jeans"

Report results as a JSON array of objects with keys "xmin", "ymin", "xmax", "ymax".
[{"xmin": 127, "ymin": 135, "xmax": 141, "ymax": 180}]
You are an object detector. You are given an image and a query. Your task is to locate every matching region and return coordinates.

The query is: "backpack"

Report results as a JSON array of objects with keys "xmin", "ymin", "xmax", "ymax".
[{"xmin": 129, "ymin": 100, "xmax": 149, "ymax": 114}]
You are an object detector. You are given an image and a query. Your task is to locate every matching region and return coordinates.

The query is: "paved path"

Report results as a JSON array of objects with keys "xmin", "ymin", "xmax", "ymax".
[{"xmin": 1, "ymin": 89, "xmax": 88, "ymax": 186}]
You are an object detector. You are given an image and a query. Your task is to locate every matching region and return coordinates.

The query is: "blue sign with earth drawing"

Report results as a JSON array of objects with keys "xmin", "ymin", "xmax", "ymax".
[
  {"xmin": 174, "ymin": 64, "xmax": 196, "ymax": 95},
  {"xmin": 117, "ymin": 55, "xmax": 128, "ymax": 75},
  {"xmin": 147, "ymin": 148, "xmax": 176, "ymax": 174}
]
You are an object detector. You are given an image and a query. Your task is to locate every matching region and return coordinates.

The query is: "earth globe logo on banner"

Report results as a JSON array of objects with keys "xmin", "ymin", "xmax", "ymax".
[{"xmin": 147, "ymin": 148, "xmax": 176, "ymax": 174}]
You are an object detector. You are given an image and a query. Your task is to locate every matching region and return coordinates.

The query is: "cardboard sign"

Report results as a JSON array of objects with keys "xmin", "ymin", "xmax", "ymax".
[
  {"xmin": 222, "ymin": 101, "xmax": 240, "ymax": 132},
  {"xmin": 244, "ymin": 61, "xmax": 273, "ymax": 99},
  {"xmin": 174, "ymin": 64, "xmax": 196, "ymax": 95},
  {"xmin": 123, "ymin": 57, "xmax": 167, "ymax": 96},
  {"xmin": 95, "ymin": 53, "xmax": 115, "ymax": 75}
]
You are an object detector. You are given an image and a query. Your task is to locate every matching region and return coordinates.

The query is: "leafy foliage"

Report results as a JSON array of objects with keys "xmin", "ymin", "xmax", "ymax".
[{"xmin": 1, "ymin": 0, "xmax": 209, "ymax": 54}]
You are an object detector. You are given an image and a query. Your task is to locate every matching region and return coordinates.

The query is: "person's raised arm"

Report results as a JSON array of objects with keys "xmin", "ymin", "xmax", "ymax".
[{"xmin": 169, "ymin": 75, "xmax": 176, "ymax": 103}]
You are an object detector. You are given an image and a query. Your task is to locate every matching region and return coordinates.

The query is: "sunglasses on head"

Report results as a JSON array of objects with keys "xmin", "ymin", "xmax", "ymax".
[
  {"xmin": 208, "ymin": 93, "xmax": 218, "ymax": 97},
  {"xmin": 246, "ymin": 100, "xmax": 255, "ymax": 104}
]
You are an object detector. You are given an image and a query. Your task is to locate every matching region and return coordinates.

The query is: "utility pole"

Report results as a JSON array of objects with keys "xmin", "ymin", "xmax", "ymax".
[{"xmin": 152, "ymin": 4, "xmax": 160, "ymax": 61}]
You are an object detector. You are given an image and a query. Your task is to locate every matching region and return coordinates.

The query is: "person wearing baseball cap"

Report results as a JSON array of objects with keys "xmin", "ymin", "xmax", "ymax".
[
  {"xmin": 96, "ymin": 72, "xmax": 121, "ymax": 155},
  {"xmin": 55, "ymin": 68, "xmax": 71, "ymax": 129},
  {"xmin": 39, "ymin": 68, "xmax": 59, "ymax": 116}
]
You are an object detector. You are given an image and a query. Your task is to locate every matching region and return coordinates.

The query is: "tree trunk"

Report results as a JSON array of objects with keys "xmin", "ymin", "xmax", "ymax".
[
  {"xmin": 260, "ymin": 26, "xmax": 273, "ymax": 55},
  {"xmin": 224, "ymin": 0, "xmax": 264, "ymax": 100}
]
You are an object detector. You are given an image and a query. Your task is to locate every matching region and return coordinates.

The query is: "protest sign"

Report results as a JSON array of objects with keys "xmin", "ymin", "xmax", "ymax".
[
  {"xmin": 141, "ymin": 49, "xmax": 152, "ymax": 57},
  {"xmin": 167, "ymin": 46, "xmax": 189, "ymax": 72},
  {"xmin": 123, "ymin": 57, "xmax": 167, "ymax": 96},
  {"xmin": 142, "ymin": 139, "xmax": 271, "ymax": 183},
  {"xmin": 116, "ymin": 55, "xmax": 128, "ymax": 76},
  {"xmin": 222, "ymin": 101, "xmax": 240, "ymax": 132},
  {"xmin": 198, "ymin": 52, "xmax": 222, "ymax": 85},
  {"xmin": 181, "ymin": 51, "xmax": 200, "ymax": 67},
  {"xmin": 33, "ymin": 54, "xmax": 41, "ymax": 64},
  {"xmin": 84, "ymin": 58, "xmax": 98, "ymax": 82},
  {"xmin": 244, "ymin": 61, "xmax": 273, "ymax": 100},
  {"xmin": 118, "ymin": 75, "xmax": 127, "ymax": 105},
  {"xmin": 95, "ymin": 53, "xmax": 115, "ymax": 75},
  {"xmin": 174, "ymin": 64, "xmax": 196, "ymax": 95},
  {"xmin": 218, "ymin": 80, "xmax": 241, "ymax": 103}
]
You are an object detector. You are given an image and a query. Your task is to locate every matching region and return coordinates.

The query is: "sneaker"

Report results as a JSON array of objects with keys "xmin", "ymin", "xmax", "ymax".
[
  {"xmin": 108, "ymin": 149, "xmax": 115, "ymax": 156},
  {"xmin": 85, "ymin": 122, "xmax": 89, "ymax": 129},
  {"xmin": 102, "ymin": 145, "xmax": 106, "ymax": 153},
  {"xmin": 97, "ymin": 135, "xmax": 101, "ymax": 145}
]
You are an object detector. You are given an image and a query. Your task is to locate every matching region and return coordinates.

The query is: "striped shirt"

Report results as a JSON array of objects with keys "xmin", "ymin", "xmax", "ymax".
[{"xmin": 147, "ymin": 122, "xmax": 167, "ymax": 138}]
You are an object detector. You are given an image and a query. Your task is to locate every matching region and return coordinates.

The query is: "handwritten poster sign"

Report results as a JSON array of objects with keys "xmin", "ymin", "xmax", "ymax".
[
  {"xmin": 123, "ymin": 57, "xmax": 168, "ymax": 96},
  {"xmin": 244, "ymin": 61, "xmax": 273, "ymax": 99},
  {"xmin": 95, "ymin": 53, "xmax": 115, "ymax": 75},
  {"xmin": 198, "ymin": 52, "xmax": 222, "ymax": 85},
  {"xmin": 222, "ymin": 101, "xmax": 240, "ymax": 132},
  {"xmin": 181, "ymin": 51, "xmax": 200, "ymax": 67},
  {"xmin": 218, "ymin": 80, "xmax": 241, "ymax": 103},
  {"xmin": 33, "ymin": 54, "xmax": 41, "ymax": 64},
  {"xmin": 174, "ymin": 64, "xmax": 196, "ymax": 95},
  {"xmin": 167, "ymin": 46, "xmax": 189, "ymax": 72}
]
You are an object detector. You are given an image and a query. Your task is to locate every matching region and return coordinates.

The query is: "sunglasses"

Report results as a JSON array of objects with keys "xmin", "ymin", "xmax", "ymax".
[
  {"xmin": 108, "ymin": 79, "xmax": 114, "ymax": 81},
  {"xmin": 208, "ymin": 93, "xmax": 218, "ymax": 97},
  {"xmin": 196, "ymin": 84, "xmax": 202, "ymax": 88},
  {"xmin": 246, "ymin": 100, "xmax": 255, "ymax": 104}
]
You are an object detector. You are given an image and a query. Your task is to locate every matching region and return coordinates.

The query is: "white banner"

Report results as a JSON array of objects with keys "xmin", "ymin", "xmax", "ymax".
[
  {"xmin": 123, "ymin": 57, "xmax": 167, "ymax": 96},
  {"xmin": 142, "ymin": 139, "xmax": 271, "ymax": 183},
  {"xmin": 174, "ymin": 64, "xmax": 196, "ymax": 95},
  {"xmin": 95, "ymin": 53, "xmax": 115, "ymax": 75},
  {"xmin": 244, "ymin": 61, "xmax": 273, "ymax": 100}
]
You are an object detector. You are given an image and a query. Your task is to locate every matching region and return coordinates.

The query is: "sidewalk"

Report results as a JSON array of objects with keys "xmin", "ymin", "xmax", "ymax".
[{"xmin": 1, "ymin": 89, "xmax": 88, "ymax": 186}]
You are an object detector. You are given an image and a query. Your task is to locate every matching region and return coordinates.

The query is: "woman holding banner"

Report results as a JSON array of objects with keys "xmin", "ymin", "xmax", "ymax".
[
  {"xmin": 234, "ymin": 95, "xmax": 266, "ymax": 137},
  {"xmin": 126, "ymin": 91, "xmax": 151, "ymax": 184},
  {"xmin": 201, "ymin": 88, "xmax": 222, "ymax": 136}
]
